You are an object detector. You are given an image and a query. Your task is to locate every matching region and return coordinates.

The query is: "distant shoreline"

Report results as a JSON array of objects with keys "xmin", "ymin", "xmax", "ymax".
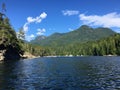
[
  {"xmin": 23, "ymin": 55, "xmax": 119, "ymax": 60},
  {"xmin": 0, "ymin": 55, "xmax": 118, "ymax": 61}
]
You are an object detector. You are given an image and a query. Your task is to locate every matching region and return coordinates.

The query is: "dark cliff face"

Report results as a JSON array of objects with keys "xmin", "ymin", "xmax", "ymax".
[
  {"xmin": 0, "ymin": 43, "xmax": 22, "ymax": 61},
  {"xmin": 3, "ymin": 45, "xmax": 21, "ymax": 60}
]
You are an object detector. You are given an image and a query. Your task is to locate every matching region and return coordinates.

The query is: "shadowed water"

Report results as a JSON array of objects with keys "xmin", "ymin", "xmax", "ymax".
[{"xmin": 0, "ymin": 56, "xmax": 120, "ymax": 90}]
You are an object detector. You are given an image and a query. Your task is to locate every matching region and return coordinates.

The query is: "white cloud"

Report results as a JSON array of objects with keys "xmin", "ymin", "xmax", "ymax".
[
  {"xmin": 68, "ymin": 28, "xmax": 74, "ymax": 31},
  {"xmin": 23, "ymin": 12, "xmax": 47, "ymax": 33},
  {"xmin": 40, "ymin": 12, "xmax": 47, "ymax": 19},
  {"xmin": 36, "ymin": 28, "xmax": 46, "ymax": 35},
  {"xmin": 79, "ymin": 12, "xmax": 120, "ymax": 28},
  {"xmin": 22, "ymin": 12, "xmax": 47, "ymax": 41},
  {"xmin": 26, "ymin": 34, "xmax": 35, "ymax": 41},
  {"xmin": 27, "ymin": 12, "xmax": 47, "ymax": 23},
  {"xmin": 62, "ymin": 10, "xmax": 79, "ymax": 16},
  {"xmin": 27, "ymin": 17, "xmax": 36, "ymax": 23},
  {"xmin": 23, "ymin": 23, "xmax": 29, "ymax": 32},
  {"xmin": 30, "ymin": 34, "xmax": 35, "ymax": 38}
]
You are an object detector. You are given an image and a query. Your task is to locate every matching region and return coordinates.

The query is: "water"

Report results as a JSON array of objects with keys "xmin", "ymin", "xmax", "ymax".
[{"xmin": 0, "ymin": 56, "xmax": 120, "ymax": 90}]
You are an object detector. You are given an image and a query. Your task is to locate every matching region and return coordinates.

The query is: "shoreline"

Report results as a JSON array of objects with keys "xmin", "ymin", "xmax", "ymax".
[
  {"xmin": 23, "ymin": 55, "xmax": 119, "ymax": 60},
  {"xmin": 0, "ymin": 54, "xmax": 118, "ymax": 62}
]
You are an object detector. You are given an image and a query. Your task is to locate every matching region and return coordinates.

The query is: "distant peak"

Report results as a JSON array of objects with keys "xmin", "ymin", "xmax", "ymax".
[
  {"xmin": 52, "ymin": 32, "xmax": 64, "ymax": 36},
  {"xmin": 35, "ymin": 35, "xmax": 46, "ymax": 40},
  {"xmin": 80, "ymin": 25, "xmax": 91, "ymax": 29},
  {"xmin": 53, "ymin": 32, "xmax": 61, "ymax": 35}
]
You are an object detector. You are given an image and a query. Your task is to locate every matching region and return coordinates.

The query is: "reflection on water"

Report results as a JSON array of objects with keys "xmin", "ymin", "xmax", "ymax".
[{"xmin": 0, "ymin": 56, "xmax": 120, "ymax": 90}]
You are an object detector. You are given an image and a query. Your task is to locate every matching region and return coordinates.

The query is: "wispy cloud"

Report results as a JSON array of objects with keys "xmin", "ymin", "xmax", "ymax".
[
  {"xmin": 62, "ymin": 10, "xmax": 79, "ymax": 16},
  {"xmin": 79, "ymin": 12, "xmax": 120, "ymax": 28},
  {"xmin": 27, "ymin": 12, "xmax": 47, "ymax": 23},
  {"xmin": 23, "ymin": 23, "xmax": 29, "ymax": 32},
  {"xmin": 68, "ymin": 28, "xmax": 74, "ymax": 31},
  {"xmin": 23, "ymin": 12, "xmax": 47, "ymax": 41},
  {"xmin": 23, "ymin": 12, "xmax": 47, "ymax": 33},
  {"xmin": 36, "ymin": 28, "xmax": 46, "ymax": 36},
  {"xmin": 26, "ymin": 34, "xmax": 35, "ymax": 41}
]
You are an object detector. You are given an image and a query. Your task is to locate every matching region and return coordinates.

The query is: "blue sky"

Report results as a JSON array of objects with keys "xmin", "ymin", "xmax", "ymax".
[{"xmin": 1, "ymin": 0, "xmax": 120, "ymax": 41}]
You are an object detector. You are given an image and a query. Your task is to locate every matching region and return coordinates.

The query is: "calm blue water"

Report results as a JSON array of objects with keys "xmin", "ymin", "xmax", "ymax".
[{"xmin": 0, "ymin": 56, "xmax": 120, "ymax": 90}]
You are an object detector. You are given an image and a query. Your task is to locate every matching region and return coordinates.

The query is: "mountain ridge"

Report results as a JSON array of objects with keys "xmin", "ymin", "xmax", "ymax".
[{"xmin": 31, "ymin": 25, "xmax": 116, "ymax": 47}]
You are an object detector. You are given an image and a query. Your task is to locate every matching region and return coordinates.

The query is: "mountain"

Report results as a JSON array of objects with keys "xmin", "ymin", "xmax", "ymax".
[
  {"xmin": 31, "ymin": 25, "xmax": 116, "ymax": 47},
  {"xmin": 31, "ymin": 35, "xmax": 46, "ymax": 44}
]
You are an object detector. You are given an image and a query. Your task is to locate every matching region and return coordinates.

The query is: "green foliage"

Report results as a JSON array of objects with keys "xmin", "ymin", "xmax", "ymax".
[
  {"xmin": 49, "ymin": 34, "xmax": 120, "ymax": 56},
  {"xmin": 0, "ymin": 12, "xmax": 24, "ymax": 56},
  {"xmin": 30, "ymin": 25, "xmax": 119, "ymax": 56},
  {"xmin": 30, "ymin": 33, "xmax": 120, "ymax": 56},
  {"xmin": 17, "ymin": 27, "xmax": 25, "ymax": 40},
  {"xmin": 31, "ymin": 25, "xmax": 115, "ymax": 47}
]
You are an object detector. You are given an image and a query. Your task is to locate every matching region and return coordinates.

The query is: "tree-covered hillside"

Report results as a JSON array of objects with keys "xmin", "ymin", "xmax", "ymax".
[
  {"xmin": 43, "ymin": 34, "xmax": 120, "ymax": 56},
  {"xmin": 28, "ymin": 33, "xmax": 120, "ymax": 56},
  {"xmin": 31, "ymin": 25, "xmax": 116, "ymax": 47},
  {"xmin": 0, "ymin": 12, "xmax": 24, "ymax": 60},
  {"xmin": 29, "ymin": 25, "xmax": 120, "ymax": 56}
]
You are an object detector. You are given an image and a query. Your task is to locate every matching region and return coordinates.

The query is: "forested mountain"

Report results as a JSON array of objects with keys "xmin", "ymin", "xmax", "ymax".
[
  {"xmin": 31, "ymin": 25, "xmax": 116, "ymax": 47},
  {"xmin": 31, "ymin": 35, "xmax": 46, "ymax": 44},
  {"xmin": 51, "ymin": 34, "xmax": 120, "ymax": 56},
  {"xmin": 29, "ymin": 33, "xmax": 120, "ymax": 56}
]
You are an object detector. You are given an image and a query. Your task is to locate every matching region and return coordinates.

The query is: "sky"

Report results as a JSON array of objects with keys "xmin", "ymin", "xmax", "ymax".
[{"xmin": 0, "ymin": 0, "xmax": 120, "ymax": 41}]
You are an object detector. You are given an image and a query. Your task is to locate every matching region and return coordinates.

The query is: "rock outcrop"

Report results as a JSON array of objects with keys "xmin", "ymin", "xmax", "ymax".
[
  {"xmin": 22, "ymin": 52, "xmax": 36, "ymax": 59},
  {"xmin": 0, "ymin": 50, "xmax": 5, "ymax": 61}
]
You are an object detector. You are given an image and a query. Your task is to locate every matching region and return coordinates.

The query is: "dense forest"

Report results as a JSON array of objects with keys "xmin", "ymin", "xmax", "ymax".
[
  {"xmin": 30, "ymin": 25, "xmax": 120, "ymax": 56},
  {"xmin": 29, "ymin": 33, "xmax": 120, "ymax": 56},
  {"xmin": 50, "ymin": 34, "xmax": 120, "ymax": 56}
]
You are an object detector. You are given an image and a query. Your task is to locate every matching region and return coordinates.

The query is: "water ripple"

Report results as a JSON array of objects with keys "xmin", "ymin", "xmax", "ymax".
[{"xmin": 0, "ymin": 56, "xmax": 120, "ymax": 90}]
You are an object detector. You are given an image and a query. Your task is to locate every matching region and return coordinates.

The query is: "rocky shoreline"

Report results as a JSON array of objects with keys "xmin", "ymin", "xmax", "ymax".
[
  {"xmin": 0, "ymin": 50, "xmax": 37, "ymax": 61},
  {"xmin": 21, "ymin": 52, "xmax": 36, "ymax": 59},
  {"xmin": 0, "ymin": 50, "xmax": 5, "ymax": 61}
]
